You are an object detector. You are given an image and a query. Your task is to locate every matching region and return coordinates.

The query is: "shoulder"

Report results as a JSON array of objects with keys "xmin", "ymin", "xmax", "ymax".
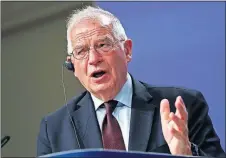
[
  {"xmin": 141, "ymin": 81, "xmax": 203, "ymax": 98},
  {"xmin": 41, "ymin": 91, "xmax": 87, "ymax": 123},
  {"xmin": 140, "ymin": 81, "xmax": 206, "ymax": 109}
]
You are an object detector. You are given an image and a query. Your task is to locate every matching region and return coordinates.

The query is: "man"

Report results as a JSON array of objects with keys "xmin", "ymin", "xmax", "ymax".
[{"xmin": 37, "ymin": 6, "xmax": 225, "ymax": 157}]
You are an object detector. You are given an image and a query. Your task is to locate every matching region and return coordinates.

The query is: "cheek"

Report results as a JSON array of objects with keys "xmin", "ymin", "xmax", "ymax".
[
  {"xmin": 74, "ymin": 61, "xmax": 87, "ymax": 77},
  {"xmin": 116, "ymin": 51, "xmax": 127, "ymax": 66},
  {"xmin": 110, "ymin": 54, "xmax": 127, "ymax": 75}
]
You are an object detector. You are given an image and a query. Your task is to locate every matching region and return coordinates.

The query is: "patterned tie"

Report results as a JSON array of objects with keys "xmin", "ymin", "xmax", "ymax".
[{"xmin": 102, "ymin": 100, "xmax": 126, "ymax": 150}]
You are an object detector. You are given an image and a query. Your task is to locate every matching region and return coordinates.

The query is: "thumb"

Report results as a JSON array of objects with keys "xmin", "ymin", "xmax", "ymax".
[{"xmin": 160, "ymin": 99, "xmax": 170, "ymax": 121}]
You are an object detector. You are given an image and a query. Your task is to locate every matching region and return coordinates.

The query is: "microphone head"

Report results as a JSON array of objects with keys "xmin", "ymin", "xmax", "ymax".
[
  {"xmin": 1, "ymin": 136, "xmax": 10, "ymax": 148},
  {"xmin": 64, "ymin": 61, "xmax": 74, "ymax": 72}
]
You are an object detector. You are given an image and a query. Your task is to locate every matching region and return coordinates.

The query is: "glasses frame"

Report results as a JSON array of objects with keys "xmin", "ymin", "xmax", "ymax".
[{"xmin": 70, "ymin": 39, "xmax": 125, "ymax": 60}]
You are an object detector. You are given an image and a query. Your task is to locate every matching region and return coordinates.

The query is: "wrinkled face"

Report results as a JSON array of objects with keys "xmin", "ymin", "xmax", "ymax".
[{"xmin": 68, "ymin": 19, "xmax": 132, "ymax": 100}]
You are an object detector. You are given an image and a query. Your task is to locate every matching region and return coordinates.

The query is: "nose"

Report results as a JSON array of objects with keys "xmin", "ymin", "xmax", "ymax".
[{"xmin": 88, "ymin": 48, "xmax": 102, "ymax": 65}]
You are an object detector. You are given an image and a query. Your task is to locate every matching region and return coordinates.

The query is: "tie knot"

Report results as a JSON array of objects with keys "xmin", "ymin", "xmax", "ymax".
[{"xmin": 104, "ymin": 100, "xmax": 118, "ymax": 114}]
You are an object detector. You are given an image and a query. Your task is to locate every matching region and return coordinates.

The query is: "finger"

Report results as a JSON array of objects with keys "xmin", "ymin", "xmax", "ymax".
[
  {"xmin": 168, "ymin": 125, "xmax": 185, "ymax": 142},
  {"xmin": 170, "ymin": 113, "xmax": 188, "ymax": 134},
  {"xmin": 175, "ymin": 96, "xmax": 188, "ymax": 121},
  {"xmin": 160, "ymin": 99, "xmax": 170, "ymax": 121}
]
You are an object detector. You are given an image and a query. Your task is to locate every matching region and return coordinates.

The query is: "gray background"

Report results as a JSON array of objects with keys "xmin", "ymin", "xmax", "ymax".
[{"xmin": 1, "ymin": 1, "xmax": 93, "ymax": 157}]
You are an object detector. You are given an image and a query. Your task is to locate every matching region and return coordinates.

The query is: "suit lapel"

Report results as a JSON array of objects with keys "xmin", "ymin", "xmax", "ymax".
[
  {"xmin": 71, "ymin": 92, "xmax": 103, "ymax": 149},
  {"xmin": 128, "ymin": 78, "xmax": 157, "ymax": 151}
]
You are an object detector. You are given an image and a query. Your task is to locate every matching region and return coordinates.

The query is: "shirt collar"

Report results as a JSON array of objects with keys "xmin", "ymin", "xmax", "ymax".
[{"xmin": 91, "ymin": 73, "xmax": 133, "ymax": 111}]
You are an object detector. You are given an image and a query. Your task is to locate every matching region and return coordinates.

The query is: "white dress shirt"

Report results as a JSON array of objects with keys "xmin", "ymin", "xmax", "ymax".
[{"xmin": 90, "ymin": 73, "xmax": 133, "ymax": 151}]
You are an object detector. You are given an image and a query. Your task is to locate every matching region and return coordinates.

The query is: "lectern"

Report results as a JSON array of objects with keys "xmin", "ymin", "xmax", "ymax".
[{"xmin": 40, "ymin": 149, "xmax": 199, "ymax": 158}]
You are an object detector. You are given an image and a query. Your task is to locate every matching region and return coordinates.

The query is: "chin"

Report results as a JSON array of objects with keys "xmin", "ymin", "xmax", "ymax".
[
  {"xmin": 92, "ymin": 83, "xmax": 111, "ymax": 92},
  {"xmin": 90, "ymin": 82, "xmax": 115, "ymax": 96}
]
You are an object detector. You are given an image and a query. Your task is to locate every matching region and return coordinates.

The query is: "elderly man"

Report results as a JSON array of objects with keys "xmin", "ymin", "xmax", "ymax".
[{"xmin": 37, "ymin": 6, "xmax": 225, "ymax": 157}]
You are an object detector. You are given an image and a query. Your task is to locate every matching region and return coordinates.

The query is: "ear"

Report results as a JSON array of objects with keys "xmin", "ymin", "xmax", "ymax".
[
  {"xmin": 66, "ymin": 55, "xmax": 72, "ymax": 62},
  {"xmin": 124, "ymin": 39, "xmax": 132, "ymax": 63}
]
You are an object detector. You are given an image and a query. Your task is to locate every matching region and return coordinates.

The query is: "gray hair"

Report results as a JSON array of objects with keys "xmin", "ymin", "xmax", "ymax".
[{"xmin": 66, "ymin": 6, "xmax": 128, "ymax": 55}]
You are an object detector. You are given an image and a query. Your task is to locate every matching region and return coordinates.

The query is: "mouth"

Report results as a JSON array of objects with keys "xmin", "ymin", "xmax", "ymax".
[{"xmin": 91, "ymin": 70, "xmax": 106, "ymax": 78}]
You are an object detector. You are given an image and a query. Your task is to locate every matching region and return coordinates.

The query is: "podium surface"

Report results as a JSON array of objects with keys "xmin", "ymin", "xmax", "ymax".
[{"xmin": 40, "ymin": 149, "xmax": 198, "ymax": 158}]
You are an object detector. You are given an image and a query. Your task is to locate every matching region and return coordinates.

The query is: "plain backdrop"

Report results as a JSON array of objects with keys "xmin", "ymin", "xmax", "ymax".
[{"xmin": 96, "ymin": 1, "xmax": 225, "ymax": 151}]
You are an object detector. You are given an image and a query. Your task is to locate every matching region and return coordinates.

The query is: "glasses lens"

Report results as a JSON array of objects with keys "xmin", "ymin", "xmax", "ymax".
[
  {"xmin": 72, "ymin": 40, "xmax": 116, "ymax": 59},
  {"xmin": 97, "ymin": 41, "xmax": 113, "ymax": 53},
  {"xmin": 73, "ymin": 48, "xmax": 88, "ymax": 59}
]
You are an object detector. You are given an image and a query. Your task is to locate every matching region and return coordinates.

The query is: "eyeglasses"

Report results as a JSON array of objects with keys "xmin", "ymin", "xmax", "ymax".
[{"xmin": 70, "ymin": 39, "xmax": 125, "ymax": 60}]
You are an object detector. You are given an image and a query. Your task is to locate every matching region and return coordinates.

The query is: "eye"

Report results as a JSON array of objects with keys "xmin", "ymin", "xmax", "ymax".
[
  {"xmin": 74, "ymin": 47, "xmax": 85, "ymax": 55},
  {"xmin": 98, "ymin": 42, "xmax": 111, "ymax": 48},
  {"xmin": 77, "ymin": 50, "xmax": 82, "ymax": 55}
]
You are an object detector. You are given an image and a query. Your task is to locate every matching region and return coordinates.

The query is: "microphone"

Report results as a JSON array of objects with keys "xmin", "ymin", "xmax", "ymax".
[{"xmin": 1, "ymin": 136, "xmax": 10, "ymax": 148}]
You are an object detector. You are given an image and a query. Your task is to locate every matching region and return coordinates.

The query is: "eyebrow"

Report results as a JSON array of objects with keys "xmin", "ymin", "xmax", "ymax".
[
  {"xmin": 74, "ymin": 44, "xmax": 85, "ymax": 49},
  {"xmin": 95, "ymin": 35, "xmax": 114, "ymax": 42}
]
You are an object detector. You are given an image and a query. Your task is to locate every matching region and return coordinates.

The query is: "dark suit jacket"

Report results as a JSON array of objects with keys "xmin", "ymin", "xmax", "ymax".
[{"xmin": 37, "ymin": 77, "xmax": 226, "ymax": 157}]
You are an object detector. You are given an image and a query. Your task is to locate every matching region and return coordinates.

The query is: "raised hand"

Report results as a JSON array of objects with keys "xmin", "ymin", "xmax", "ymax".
[{"xmin": 160, "ymin": 96, "xmax": 192, "ymax": 155}]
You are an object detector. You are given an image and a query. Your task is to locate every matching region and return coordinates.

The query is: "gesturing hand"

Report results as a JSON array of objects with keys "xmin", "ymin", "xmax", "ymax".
[{"xmin": 160, "ymin": 96, "xmax": 192, "ymax": 155}]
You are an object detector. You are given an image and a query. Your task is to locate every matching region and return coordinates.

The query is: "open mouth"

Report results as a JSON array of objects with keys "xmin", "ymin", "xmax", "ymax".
[{"xmin": 92, "ymin": 70, "xmax": 106, "ymax": 78}]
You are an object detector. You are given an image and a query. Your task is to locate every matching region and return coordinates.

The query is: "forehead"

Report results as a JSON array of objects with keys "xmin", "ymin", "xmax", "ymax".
[{"xmin": 70, "ymin": 19, "xmax": 115, "ymax": 45}]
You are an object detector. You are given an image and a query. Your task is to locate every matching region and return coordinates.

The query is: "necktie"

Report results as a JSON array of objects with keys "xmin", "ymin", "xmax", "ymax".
[{"xmin": 102, "ymin": 100, "xmax": 126, "ymax": 150}]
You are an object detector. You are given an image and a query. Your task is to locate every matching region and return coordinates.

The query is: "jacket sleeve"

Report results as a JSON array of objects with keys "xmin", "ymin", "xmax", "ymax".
[
  {"xmin": 188, "ymin": 91, "xmax": 226, "ymax": 157},
  {"xmin": 37, "ymin": 117, "xmax": 52, "ymax": 157}
]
